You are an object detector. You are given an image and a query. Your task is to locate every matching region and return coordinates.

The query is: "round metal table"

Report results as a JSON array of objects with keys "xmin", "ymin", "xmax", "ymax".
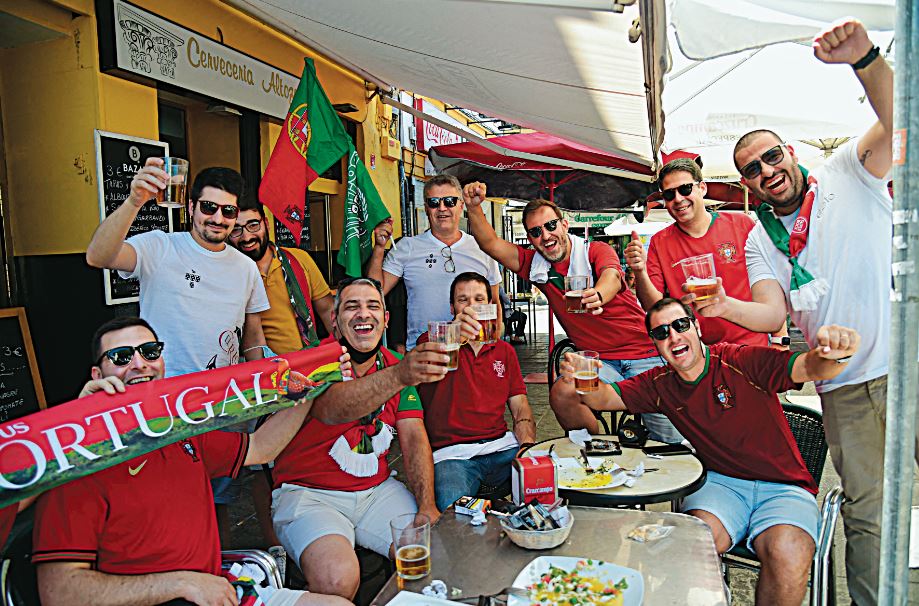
[{"xmin": 522, "ymin": 436, "xmax": 707, "ymax": 508}]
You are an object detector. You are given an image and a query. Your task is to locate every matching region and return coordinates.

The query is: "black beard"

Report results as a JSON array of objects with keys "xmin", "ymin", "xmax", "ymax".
[
  {"xmin": 237, "ymin": 236, "xmax": 269, "ymax": 261},
  {"xmin": 338, "ymin": 334, "xmax": 382, "ymax": 364}
]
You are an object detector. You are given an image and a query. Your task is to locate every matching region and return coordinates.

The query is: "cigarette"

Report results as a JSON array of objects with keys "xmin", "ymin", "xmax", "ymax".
[{"xmin": 389, "ymin": 235, "xmax": 397, "ymax": 251}]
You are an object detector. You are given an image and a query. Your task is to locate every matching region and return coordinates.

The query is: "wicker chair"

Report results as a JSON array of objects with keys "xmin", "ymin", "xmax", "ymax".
[
  {"xmin": 722, "ymin": 402, "xmax": 843, "ymax": 606},
  {"xmin": 548, "ymin": 338, "xmax": 614, "ymax": 434}
]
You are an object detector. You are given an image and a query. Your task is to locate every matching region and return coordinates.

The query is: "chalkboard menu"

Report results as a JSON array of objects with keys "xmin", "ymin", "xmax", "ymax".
[
  {"xmin": 0, "ymin": 308, "xmax": 45, "ymax": 423},
  {"xmin": 94, "ymin": 131, "xmax": 174, "ymax": 305}
]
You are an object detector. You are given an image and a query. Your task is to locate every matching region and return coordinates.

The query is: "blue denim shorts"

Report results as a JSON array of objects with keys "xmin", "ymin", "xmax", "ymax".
[{"xmin": 681, "ymin": 470, "xmax": 819, "ymax": 554}]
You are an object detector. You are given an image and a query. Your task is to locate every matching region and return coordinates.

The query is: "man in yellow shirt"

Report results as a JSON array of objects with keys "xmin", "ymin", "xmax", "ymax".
[{"xmin": 229, "ymin": 197, "xmax": 335, "ymax": 547}]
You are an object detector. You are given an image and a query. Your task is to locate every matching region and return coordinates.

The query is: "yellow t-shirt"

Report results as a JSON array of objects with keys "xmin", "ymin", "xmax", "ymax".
[{"xmin": 260, "ymin": 247, "xmax": 331, "ymax": 354}]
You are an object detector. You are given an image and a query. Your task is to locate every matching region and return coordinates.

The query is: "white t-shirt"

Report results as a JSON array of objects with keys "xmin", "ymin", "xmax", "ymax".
[
  {"xmin": 121, "ymin": 231, "xmax": 270, "ymax": 377},
  {"xmin": 745, "ymin": 139, "xmax": 893, "ymax": 393},
  {"xmin": 382, "ymin": 230, "xmax": 501, "ymax": 348}
]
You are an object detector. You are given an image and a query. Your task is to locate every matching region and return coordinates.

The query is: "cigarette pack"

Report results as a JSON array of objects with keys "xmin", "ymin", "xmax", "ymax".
[
  {"xmin": 454, "ymin": 496, "xmax": 491, "ymax": 517},
  {"xmin": 511, "ymin": 455, "xmax": 558, "ymax": 505}
]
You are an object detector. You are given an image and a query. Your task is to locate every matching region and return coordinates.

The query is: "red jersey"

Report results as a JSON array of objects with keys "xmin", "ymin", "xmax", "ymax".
[
  {"xmin": 32, "ymin": 431, "xmax": 247, "ymax": 574},
  {"xmin": 647, "ymin": 212, "xmax": 765, "ymax": 346},
  {"xmin": 272, "ymin": 342, "xmax": 424, "ymax": 492},
  {"xmin": 516, "ymin": 242, "xmax": 657, "ymax": 360},
  {"xmin": 417, "ymin": 334, "xmax": 526, "ymax": 450},
  {"xmin": 0, "ymin": 503, "xmax": 16, "ymax": 553},
  {"xmin": 614, "ymin": 343, "xmax": 815, "ymax": 494}
]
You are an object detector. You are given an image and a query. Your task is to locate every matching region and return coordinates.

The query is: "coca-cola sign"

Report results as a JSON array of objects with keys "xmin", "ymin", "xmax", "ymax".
[{"xmin": 414, "ymin": 98, "xmax": 474, "ymax": 152}]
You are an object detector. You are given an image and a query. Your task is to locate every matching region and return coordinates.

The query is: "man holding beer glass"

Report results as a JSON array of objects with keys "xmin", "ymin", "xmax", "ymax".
[
  {"xmin": 463, "ymin": 183, "xmax": 683, "ymax": 443},
  {"xmin": 624, "ymin": 158, "xmax": 775, "ymax": 347},
  {"xmin": 270, "ymin": 278, "xmax": 444, "ymax": 600},
  {"xmin": 415, "ymin": 272, "xmax": 536, "ymax": 510}
]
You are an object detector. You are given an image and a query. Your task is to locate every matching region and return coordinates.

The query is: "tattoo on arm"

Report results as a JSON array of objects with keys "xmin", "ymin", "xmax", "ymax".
[{"xmin": 859, "ymin": 148, "xmax": 872, "ymax": 167}]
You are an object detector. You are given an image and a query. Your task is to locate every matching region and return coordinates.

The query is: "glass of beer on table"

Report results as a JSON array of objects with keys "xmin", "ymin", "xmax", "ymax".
[
  {"xmin": 390, "ymin": 513, "xmax": 431, "ymax": 580},
  {"xmin": 428, "ymin": 321, "xmax": 461, "ymax": 371},
  {"xmin": 564, "ymin": 275, "xmax": 589, "ymax": 314},
  {"xmin": 677, "ymin": 253, "xmax": 718, "ymax": 301},
  {"xmin": 470, "ymin": 303, "xmax": 498, "ymax": 344},
  {"xmin": 573, "ymin": 350, "xmax": 600, "ymax": 395},
  {"xmin": 155, "ymin": 157, "xmax": 189, "ymax": 208}
]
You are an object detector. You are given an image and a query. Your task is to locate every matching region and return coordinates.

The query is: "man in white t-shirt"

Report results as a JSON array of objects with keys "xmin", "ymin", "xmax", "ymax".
[
  {"xmin": 367, "ymin": 174, "xmax": 501, "ymax": 350},
  {"xmin": 687, "ymin": 20, "xmax": 902, "ymax": 604},
  {"xmin": 86, "ymin": 159, "xmax": 270, "ymax": 378}
]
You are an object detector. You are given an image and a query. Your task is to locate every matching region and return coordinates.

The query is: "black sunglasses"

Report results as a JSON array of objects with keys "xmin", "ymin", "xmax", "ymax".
[
  {"xmin": 739, "ymin": 145, "xmax": 785, "ymax": 180},
  {"xmin": 526, "ymin": 218, "xmax": 561, "ymax": 239},
  {"xmin": 425, "ymin": 196, "xmax": 460, "ymax": 208},
  {"xmin": 648, "ymin": 317, "xmax": 693, "ymax": 341},
  {"xmin": 661, "ymin": 182, "xmax": 697, "ymax": 202},
  {"xmin": 230, "ymin": 219, "xmax": 263, "ymax": 237},
  {"xmin": 97, "ymin": 341, "xmax": 165, "ymax": 367},
  {"xmin": 197, "ymin": 200, "xmax": 240, "ymax": 219}
]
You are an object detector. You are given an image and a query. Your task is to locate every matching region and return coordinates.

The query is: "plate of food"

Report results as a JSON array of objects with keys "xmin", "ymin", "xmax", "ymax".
[
  {"xmin": 555, "ymin": 457, "xmax": 628, "ymax": 491},
  {"xmin": 508, "ymin": 556, "xmax": 643, "ymax": 606}
]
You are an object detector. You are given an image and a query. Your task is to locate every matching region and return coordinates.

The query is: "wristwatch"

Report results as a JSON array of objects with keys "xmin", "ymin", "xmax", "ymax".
[{"xmin": 770, "ymin": 336, "xmax": 791, "ymax": 346}]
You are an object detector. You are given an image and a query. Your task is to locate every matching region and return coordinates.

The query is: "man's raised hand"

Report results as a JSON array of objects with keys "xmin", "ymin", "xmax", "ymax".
[
  {"xmin": 128, "ymin": 158, "xmax": 169, "ymax": 208},
  {"xmin": 623, "ymin": 231, "xmax": 647, "ymax": 274},
  {"xmin": 813, "ymin": 19, "xmax": 873, "ymax": 66},
  {"xmin": 814, "ymin": 324, "xmax": 860, "ymax": 361},
  {"xmin": 397, "ymin": 342, "xmax": 450, "ymax": 385},
  {"xmin": 455, "ymin": 306, "xmax": 482, "ymax": 342},
  {"xmin": 462, "ymin": 181, "xmax": 487, "ymax": 208},
  {"xmin": 373, "ymin": 218, "xmax": 394, "ymax": 250}
]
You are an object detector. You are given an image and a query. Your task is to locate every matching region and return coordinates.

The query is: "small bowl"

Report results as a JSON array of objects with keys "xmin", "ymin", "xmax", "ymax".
[{"xmin": 500, "ymin": 511, "xmax": 574, "ymax": 550}]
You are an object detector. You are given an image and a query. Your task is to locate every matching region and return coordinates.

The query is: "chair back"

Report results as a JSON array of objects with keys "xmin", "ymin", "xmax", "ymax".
[
  {"xmin": 548, "ymin": 338, "xmax": 576, "ymax": 385},
  {"xmin": 782, "ymin": 402, "xmax": 828, "ymax": 486}
]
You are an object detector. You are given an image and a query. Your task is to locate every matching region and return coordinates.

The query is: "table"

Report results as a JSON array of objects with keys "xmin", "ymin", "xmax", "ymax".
[
  {"xmin": 523, "ymin": 436, "xmax": 706, "ymax": 508},
  {"xmin": 371, "ymin": 507, "xmax": 728, "ymax": 605}
]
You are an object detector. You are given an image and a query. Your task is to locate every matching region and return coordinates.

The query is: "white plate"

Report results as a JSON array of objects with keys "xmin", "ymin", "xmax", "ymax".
[
  {"xmin": 555, "ymin": 457, "xmax": 628, "ymax": 491},
  {"xmin": 385, "ymin": 590, "xmax": 466, "ymax": 605},
  {"xmin": 508, "ymin": 556, "xmax": 644, "ymax": 606}
]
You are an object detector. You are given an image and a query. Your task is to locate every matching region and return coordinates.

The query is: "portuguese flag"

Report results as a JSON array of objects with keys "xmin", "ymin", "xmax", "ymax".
[
  {"xmin": 337, "ymin": 144, "xmax": 392, "ymax": 277},
  {"xmin": 259, "ymin": 58, "xmax": 351, "ymax": 244}
]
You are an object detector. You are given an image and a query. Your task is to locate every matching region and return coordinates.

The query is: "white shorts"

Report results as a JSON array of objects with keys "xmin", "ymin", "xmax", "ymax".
[
  {"xmin": 265, "ymin": 588, "xmax": 306, "ymax": 606},
  {"xmin": 271, "ymin": 477, "xmax": 417, "ymax": 562}
]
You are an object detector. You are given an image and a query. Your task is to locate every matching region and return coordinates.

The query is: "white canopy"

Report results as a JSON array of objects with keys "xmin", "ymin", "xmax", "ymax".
[{"xmin": 225, "ymin": 0, "xmax": 667, "ymax": 169}]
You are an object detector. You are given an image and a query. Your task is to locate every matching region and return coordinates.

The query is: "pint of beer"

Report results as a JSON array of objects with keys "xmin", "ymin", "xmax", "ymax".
[
  {"xmin": 564, "ymin": 275, "xmax": 589, "ymax": 314},
  {"xmin": 155, "ymin": 157, "xmax": 189, "ymax": 208},
  {"xmin": 428, "ymin": 321, "xmax": 461, "ymax": 371},
  {"xmin": 574, "ymin": 350, "xmax": 600, "ymax": 395},
  {"xmin": 677, "ymin": 253, "xmax": 717, "ymax": 301},
  {"xmin": 471, "ymin": 304, "xmax": 498, "ymax": 344},
  {"xmin": 391, "ymin": 513, "xmax": 431, "ymax": 580}
]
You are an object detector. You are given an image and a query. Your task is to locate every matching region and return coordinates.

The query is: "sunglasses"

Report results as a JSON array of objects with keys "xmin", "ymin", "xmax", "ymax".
[
  {"xmin": 661, "ymin": 182, "xmax": 697, "ymax": 202},
  {"xmin": 230, "ymin": 219, "xmax": 263, "ymax": 237},
  {"xmin": 526, "ymin": 218, "xmax": 561, "ymax": 239},
  {"xmin": 97, "ymin": 341, "xmax": 165, "ymax": 367},
  {"xmin": 648, "ymin": 317, "xmax": 693, "ymax": 341},
  {"xmin": 739, "ymin": 145, "xmax": 785, "ymax": 180},
  {"xmin": 425, "ymin": 196, "xmax": 460, "ymax": 208},
  {"xmin": 197, "ymin": 200, "xmax": 240, "ymax": 219}
]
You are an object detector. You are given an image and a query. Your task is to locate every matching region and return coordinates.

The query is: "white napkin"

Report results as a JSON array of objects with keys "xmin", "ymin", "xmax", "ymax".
[{"xmin": 568, "ymin": 429, "xmax": 591, "ymax": 447}]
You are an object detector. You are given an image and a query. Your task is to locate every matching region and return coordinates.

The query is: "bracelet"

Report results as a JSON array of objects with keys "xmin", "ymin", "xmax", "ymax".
[
  {"xmin": 835, "ymin": 355, "xmax": 853, "ymax": 364},
  {"xmin": 596, "ymin": 291, "xmax": 603, "ymax": 303},
  {"xmin": 852, "ymin": 46, "xmax": 880, "ymax": 70},
  {"xmin": 514, "ymin": 417, "xmax": 535, "ymax": 425}
]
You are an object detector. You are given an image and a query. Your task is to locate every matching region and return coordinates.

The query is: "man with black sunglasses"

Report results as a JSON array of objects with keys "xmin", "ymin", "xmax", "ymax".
[
  {"xmin": 625, "ymin": 158, "xmax": 775, "ymax": 348},
  {"xmin": 689, "ymin": 20, "xmax": 900, "ymax": 603},
  {"xmin": 560, "ymin": 298, "xmax": 861, "ymax": 606},
  {"xmin": 463, "ymin": 183, "xmax": 682, "ymax": 444},
  {"xmin": 87, "ymin": 160, "xmax": 270, "ymax": 378},
  {"xmin": 34, "ymin": 316, "xmax": 351, "ymax": 606},
  {"xmin": 367, "ymin": 174, "xmax": 501, "ymax": 350}
]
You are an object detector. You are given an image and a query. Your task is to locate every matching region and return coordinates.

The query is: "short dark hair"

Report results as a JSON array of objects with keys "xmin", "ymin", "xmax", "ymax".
[
  {"xmin": 732, "ymin": 129, "xmax": 783, "ymax": 170},
  {"xmin": 521, "ymin": 198, "xmax": 563, "ymax": 228},
  {"xmin": 236, "ymin": 194, "xmax": 266, "ymax": 219},
  {"xmin": 644, "ymin": 297, "xmax": 696, "ymax": 334},
  {"xmin": 450, "ymin": 272, "xmax": 492, "ymax": 304},
  {"xmin": 91, "ymin": 317, "xmax": 158, "ymax": 363},
  {"xmin": 659, "ymin": 158, "xmax": 703, "ymax": 188},
  {"xmin": 190, "ymin": 167, "xmax": 245, "ymax": 202},
  {"xmin": 422, "ymin": 174, "xmax": 462, "ymax": 199}
]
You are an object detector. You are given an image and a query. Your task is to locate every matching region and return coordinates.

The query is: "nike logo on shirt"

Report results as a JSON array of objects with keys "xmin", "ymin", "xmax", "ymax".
[{"xmin": 128, "ymin": 460, "xmax": 147, "ymax": 476}]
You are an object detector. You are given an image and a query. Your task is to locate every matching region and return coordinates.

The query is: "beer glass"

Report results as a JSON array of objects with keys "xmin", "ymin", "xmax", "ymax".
[
  {"xmin": 428, "ymin": 321, "xmax": 461, "ymax": 371},
  {"xmin": 470, "ymin": 303, "xmax": 498, "ymax": 344},
  {"xmin": 677, "ymin": 253, "xmax": 718, "ymax": 301},
  {"xmin": 155, "ymin": 157, "xmax": 189, "ymax": 208},
  {"xmin": 573, "ymin": 350, "xmax": 600, "ymax": 394},
  {"xmin": 390, "ymin": 513, "xmax": 431, "ymax": 580},
  {"xmin": 564, "ymin": 275, "xmax": 589, "ymax": 314}
]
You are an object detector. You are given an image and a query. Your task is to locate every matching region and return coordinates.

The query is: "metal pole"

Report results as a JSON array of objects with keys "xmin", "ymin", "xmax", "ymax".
[{"xmin": 879, "ymin": 1, "xmax": 919, "ymax": 603}]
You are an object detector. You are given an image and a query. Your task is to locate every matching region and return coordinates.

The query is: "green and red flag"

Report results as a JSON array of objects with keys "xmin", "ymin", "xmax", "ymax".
[
  {"xmin": 0, "ymin": 343, "xmax": 342, "ymax": 508},
  {"xmin": 259, "ymin": 58, "xmax": 351, "ymax": 244},
  {"xmin": 337, "ymin": 144, "xmax": 392, "ymax": 277}
]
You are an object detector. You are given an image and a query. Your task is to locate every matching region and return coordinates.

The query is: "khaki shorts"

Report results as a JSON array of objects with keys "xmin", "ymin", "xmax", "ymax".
[{"xmin": 271, "ymin": 477, "xmax": 417, "ymax": 562}]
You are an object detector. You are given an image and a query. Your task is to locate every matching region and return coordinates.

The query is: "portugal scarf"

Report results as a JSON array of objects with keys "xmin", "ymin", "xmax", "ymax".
[
  {"xmin": 274, "ymin": 245, "xmax": 320, "ymax": 349},
  {"xmin": 753, "ymin": 167, "xmax": 829, "ymax": 311}
]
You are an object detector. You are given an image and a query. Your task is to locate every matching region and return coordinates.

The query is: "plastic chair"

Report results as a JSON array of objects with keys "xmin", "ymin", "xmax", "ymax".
[
  {"xmin": 721, "ymin": 403, "xmax": 842, "ymax": 606},
  {"xmin": 548, "ymin": 338, "xmax": 613, "ymax": 434}
]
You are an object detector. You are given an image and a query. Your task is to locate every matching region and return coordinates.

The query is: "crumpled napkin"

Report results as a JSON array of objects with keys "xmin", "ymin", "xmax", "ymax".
[
  {"xmin": 568, "ymin": 429, "xmax": 591, "ymax": 447},
  {"xmin": 470, "ymin": 510, "xmax": 487, "ymax": 526},
  {"xmin": 422, "ymin": 580, "xmax": 448, "ymax": 600}
]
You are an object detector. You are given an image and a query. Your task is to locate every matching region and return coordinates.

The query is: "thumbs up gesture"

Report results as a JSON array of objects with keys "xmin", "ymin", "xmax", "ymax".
[{"xmin": 624, "ymin": 230, "xmax": 646, "ymax": 274}]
